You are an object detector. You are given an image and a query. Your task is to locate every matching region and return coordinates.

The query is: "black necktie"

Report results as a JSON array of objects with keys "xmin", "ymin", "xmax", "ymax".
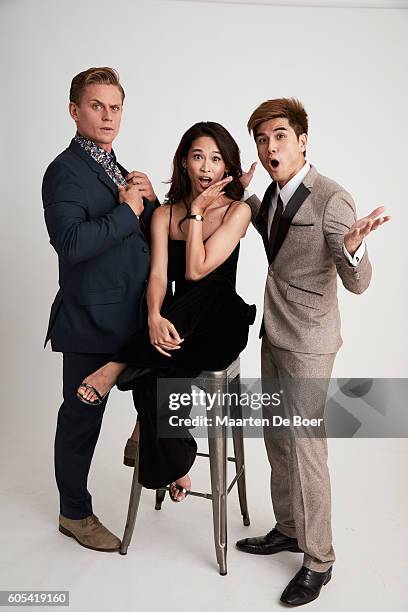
[
  {"xmin": 138, "ymin": 215, "xmax": 149, "ymax": 244},
  {"xmin": 269, "ymin": 194, "xmax": 284, "ymax": 251}
]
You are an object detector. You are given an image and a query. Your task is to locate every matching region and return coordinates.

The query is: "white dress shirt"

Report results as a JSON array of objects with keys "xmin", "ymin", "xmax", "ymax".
[{"xmin": 244, "ymin": 161, "xmax": 365, "ymax": 267}]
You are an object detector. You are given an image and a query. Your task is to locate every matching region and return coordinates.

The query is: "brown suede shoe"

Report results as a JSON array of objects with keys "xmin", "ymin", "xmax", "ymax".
[
  {"xmin": 123, "ymin": 438, "xmax": 139, "ymax": 467},
  {"xmin": 59, "ymin": 514, "xmax": 121, "ymax": 552}
]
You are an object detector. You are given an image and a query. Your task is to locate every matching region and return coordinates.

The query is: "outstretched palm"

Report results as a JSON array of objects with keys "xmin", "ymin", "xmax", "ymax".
[{"xmin": 344, "ymin": 206, "xmax": 391, "ymax": 256}]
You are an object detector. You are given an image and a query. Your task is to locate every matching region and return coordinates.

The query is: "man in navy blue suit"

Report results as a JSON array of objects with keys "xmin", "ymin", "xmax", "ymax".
[{"xmin": 42, "ymin": 67, "xmax": 158, "ymax": 551}]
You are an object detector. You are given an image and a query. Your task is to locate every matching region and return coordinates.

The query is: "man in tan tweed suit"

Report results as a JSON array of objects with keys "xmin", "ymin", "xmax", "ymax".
[{"xmin": 236, "ymin": 98, "xmax": 390, "ymax": 606}]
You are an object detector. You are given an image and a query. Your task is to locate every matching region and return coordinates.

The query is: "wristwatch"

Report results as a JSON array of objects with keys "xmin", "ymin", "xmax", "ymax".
[{"xmin": 187, "ymin": 214, "xmax": 204, "ymax": 221}]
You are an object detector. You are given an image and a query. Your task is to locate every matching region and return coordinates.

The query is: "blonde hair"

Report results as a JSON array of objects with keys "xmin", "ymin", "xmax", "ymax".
[{"xmin": 69, "ymin": 67, "xmax": 125, "ymax": 104}]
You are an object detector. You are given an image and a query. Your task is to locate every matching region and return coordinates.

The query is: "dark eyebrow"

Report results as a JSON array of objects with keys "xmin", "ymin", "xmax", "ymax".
[
  {"xmin": 256, "ymin": 127, "xmax": 287, "ymax": 137},
  {"xmin": 191, "ymin": 148, "xmax": 221, "ymax": 154},
  {"xmin": 89, "ymin": 98, "xmax": 121, "ymax": 107}
]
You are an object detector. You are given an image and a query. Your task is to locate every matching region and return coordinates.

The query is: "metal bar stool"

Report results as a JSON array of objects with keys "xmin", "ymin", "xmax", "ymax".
[{"xmin": 119, "ymin": 357, "xmax": 250, "ymax": 575}]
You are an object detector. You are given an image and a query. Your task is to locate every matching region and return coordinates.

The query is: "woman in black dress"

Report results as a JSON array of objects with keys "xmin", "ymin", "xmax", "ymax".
[{"xmin": 76, "ymin": 122, "xmax": 256, "ymax": 501}]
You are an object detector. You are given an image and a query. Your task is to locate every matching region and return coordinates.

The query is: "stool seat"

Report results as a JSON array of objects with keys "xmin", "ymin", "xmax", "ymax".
[{"xmin": 119, "ymin": 357, "xmax": 250, "ymax": 575}]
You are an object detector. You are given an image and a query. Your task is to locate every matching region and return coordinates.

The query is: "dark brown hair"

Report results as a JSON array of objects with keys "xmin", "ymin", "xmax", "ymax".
[
  {"xmin": 69, "ymin": 67, "xmax": 125, "ymax": 105},
  {"xmin": 165, "ymin": 122, "xmax": 244, "ymax": 227},
  {"xmin": 247, "ymin": 97, "xmax": 308, "ymax": 139}
]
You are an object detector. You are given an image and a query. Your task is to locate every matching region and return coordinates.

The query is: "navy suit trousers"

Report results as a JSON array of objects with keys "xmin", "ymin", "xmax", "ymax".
[{"xmin": 56, "ymin": 352, "xmax": 112, "ymax": 519}]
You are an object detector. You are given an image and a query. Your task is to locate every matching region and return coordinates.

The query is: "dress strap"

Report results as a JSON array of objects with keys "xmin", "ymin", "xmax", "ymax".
[{"xmin": 168, "ymin": 202, "xmax": 173, "ymax": 236}]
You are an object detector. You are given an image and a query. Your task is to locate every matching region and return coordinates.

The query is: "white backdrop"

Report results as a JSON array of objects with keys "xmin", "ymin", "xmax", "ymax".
[
  {"xmin": 0, "ymin": 2, "xmax": 407, "ymax": 609},
  {"xmin": 172, "ymin": 0, "xmax": 408, "ymax": 6},
  {"xmin": 1, "ymin": 0, "xmax": 406, "ymax": 405}
]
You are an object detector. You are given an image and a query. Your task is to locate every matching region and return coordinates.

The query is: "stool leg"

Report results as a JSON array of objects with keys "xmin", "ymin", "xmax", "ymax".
[
  {"xmin": 231, "ymin": 374, "xmax": 250, "ymax": 526},
  {"xmin": 120, "ymin": 444, "xmax": 142, "ymax": 555},
  {"xmin": 155, "ymin": 488, "xmax": 166, "ymax": 510},
  {"xmin": 208, "ymin": 379, "xmax": 228, "ymax": 575}
]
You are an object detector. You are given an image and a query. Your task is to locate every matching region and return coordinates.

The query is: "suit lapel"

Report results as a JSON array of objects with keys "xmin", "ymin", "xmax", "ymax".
[
  {"xmin": 96, "ymin": 170, "xmax": 119, "ymax": 197},
  {"xmin": 68, "ymin": 139, "xmax": 120, "ymax": 198},
  {"xmin": 117, "ymin": 161, "xmax": 129, "ymax": 179},
  {"xmin": 255, "ymin": 181, "xmax": 276, "ymax": 264},
  {"xmin": 270, "ymin": 182, "xmax": 311, "ymax": 261}
]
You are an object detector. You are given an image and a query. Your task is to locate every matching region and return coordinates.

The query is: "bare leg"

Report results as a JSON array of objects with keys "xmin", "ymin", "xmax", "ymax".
[{"xmin": 77, "ymin": 361, "xmax": 127, "ymax": 403}]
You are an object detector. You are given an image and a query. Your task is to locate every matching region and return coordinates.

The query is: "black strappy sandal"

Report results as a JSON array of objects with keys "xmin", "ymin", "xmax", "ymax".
[
  {"xmin": 168, "ymin": 482, "xmax": 190, "ymax": 502},
  {"xmin": 76, "ymin": 382, "xmax": 108, "ymax": 406}
]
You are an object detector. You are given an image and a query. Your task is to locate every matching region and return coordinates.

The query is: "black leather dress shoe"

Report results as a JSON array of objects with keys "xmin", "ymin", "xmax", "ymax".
[
  {"xmin": 280, "ymin": 565, "xmax": 332, "ymax": 606},
  {"xmin": 236, "ymin": 528, "xmax": 302, "ymax": 555}
]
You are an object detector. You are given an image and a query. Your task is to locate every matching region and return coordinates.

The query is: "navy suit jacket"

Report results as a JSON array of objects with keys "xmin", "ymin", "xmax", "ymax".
[{"xmin": 42, "ymin": 139, "xmax": 158, "ymax": 353}]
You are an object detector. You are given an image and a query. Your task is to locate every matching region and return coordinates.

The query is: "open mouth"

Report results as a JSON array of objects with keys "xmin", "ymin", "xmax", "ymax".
[
  {"xmin": 270, "ymin": 159, "xmax": 279, "ymax": 168},
  {"xmin": 198, "ymin": 176, "xmax": 213, "ymax": 188}
]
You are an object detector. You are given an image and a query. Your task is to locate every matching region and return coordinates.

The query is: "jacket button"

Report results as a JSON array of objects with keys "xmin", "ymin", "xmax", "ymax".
[{"xmin": 142, "ymin": 246, "xmax": 149, "ymax": 253}]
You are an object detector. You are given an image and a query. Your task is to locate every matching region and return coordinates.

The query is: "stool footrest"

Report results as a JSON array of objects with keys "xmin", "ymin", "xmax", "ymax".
[
  {"xmin": 196, "ymin": 451, "xmax": 236, "ymax": 463},
  {"xmin": 227, "ymin": 465, "xmax": 244, "ymax": 494},
  {"xmin": 165, "ymin": 485, "xmax": 212, "ymax": 500},
  {"xmin": 164, "ymin": 464, "xmax": 245, "ymax": 501}
]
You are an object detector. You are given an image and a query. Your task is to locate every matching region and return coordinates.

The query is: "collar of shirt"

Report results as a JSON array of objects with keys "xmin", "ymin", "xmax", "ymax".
[
  {"xmin": 275, "ymin": 161, "xmax": 311, "ymax": 207},
  {"xmin": 74, "ymin": 131, "xmax": 126, "ymax": 187},
  {"xmin": 268, "ymin": 161, "xmax": 311, "ymax": 232},
  {"xmin": 74, "ymin": 131, "xmax": 115, "ymax": 162}
]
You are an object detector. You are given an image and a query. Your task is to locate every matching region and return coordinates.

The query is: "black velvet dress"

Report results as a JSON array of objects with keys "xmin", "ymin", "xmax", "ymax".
[{"xmin": 113, "ymin": 203, "xmax": 256, "ymax": 489}]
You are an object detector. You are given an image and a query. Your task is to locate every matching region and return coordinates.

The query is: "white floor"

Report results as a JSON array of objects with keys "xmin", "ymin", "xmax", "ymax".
[{"xmin": 1, "ymin": 396, "xmax": 407, "ymax": 612}]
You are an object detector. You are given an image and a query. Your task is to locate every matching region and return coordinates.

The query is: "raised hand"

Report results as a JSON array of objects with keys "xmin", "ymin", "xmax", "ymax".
[
  {"xmin": 240, "ymin": 161, "xmax": 257, "ymax": 189},
  {"xmin": 125, "ymin": 170, "xmax": 157, "ymax": 203},
  {"xmin": 190, "ymin": 176, "xmax": 233, "ymax": 215},
  {"xmin": 118, "ymin": 183, "xmax": 144, "ymax": 217},
  {"xmin": 344, "ymin": 206, "xmax": 391, "ymax": 256}
]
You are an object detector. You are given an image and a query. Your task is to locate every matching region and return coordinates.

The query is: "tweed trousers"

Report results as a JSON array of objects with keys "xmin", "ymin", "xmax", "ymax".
[{"xmin": 261, "ymin": 335, "xmax": 336, "ymax": 572}]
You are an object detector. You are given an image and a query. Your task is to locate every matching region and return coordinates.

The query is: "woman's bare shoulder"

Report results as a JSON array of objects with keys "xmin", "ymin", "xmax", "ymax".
[
  {"xmin": 153, "ymin": 203, "xmax": 171, "ymax": 220},
  {"xmin": 226, "ymin": 199, "xmax": 252, "ymax": 220}
]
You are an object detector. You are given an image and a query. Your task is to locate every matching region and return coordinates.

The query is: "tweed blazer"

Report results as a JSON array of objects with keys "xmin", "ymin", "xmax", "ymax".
[{"xmin": 247, "ymin": 165, "xmax": 372, "ymax": 354}]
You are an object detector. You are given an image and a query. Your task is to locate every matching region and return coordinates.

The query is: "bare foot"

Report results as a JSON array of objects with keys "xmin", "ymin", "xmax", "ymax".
[
  {"xmin": 77, "ymin": 362, "xmax": 126, "ymax": 403},
  {"xmin": 169, "ymin": 474, "xmax": 191, "ymax": 502}
]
